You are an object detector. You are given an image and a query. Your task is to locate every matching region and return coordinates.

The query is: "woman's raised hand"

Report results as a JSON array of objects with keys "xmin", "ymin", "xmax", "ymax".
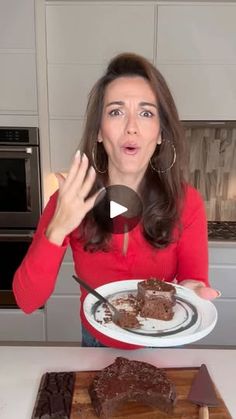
[{"xmin": 46, "ymin": 150, "xmax": 103, "ymax": 245}]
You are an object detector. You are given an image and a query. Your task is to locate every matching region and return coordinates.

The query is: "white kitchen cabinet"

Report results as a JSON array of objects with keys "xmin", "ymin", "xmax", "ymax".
[
  {"xmin": 45, "ymin": 1, "xmax": 156, "ymax": 172},
  {"xmin": 49, "ymin": 119, "xmax": 84, "ymax": 172},
  {"xmin": 209, "ymin": 265, "xmax": 236, "ymax": 299},
  {"xmin": 48, "ymin": 63, "xmax": 104, "ymax": 119},
  {"xmin": 158, "ymin": 64, "xmax": 236, "ymax": 120},
  {"xmin": 157, "ymin": 5, "xmax": 236, "ymax": 62},
  {"xmin": 156, "ymin": 4, "xmax": 236, "ymax": 120},
  {"xmin": 45, "ymin": 246, "xmax": 81, "ymax": 341},
  {"xmin": 0, "ymin": 114, "xmax": 39, "ymax": 127},
  {"xmin": 0, "ymin": 0, "xmax": 38, "ymax": 121},
  {"xmin": 46, "ymin": 296, "xmax": 81, "ymax": 342},
  {"xmin": 0, "ymin": 0, "xmax": 35, "ymax": 49},
  {"xmin": 194, "ymin": 243, "xmax": 236, "ymax": 346},
  {"xmin": 194, "ymin": 300, "xmax": 236, "ymax": 346},
  {"xmin": 0, "ymin": 53, "xmax": 37, "ymax": 114},
  {"xmin": 0, "ymin": 309, "xmax": 45, "ymax": 341},
  {"xmin": 53, "ymin": 261, "xmax": 78, "ymax": 295},
  {"xmin": 46, "ymin": 3, "xmax": 155, "ymax": 64}
]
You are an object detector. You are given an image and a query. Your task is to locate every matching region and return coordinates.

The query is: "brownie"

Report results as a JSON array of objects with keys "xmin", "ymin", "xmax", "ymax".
[
  {"xmin": 137, "ymin": 278, "xmax": 176, "ymax": 320},
  {"xmin": 115, "ymin": 310, "xmax": 140, "ymax": 329},
  {"xmin": 31, "ymin": 371, "xmax": 75, "ymax": 418},
  {"xmin": 88, "ymin": 357, "xmax": 177, "ymax": 418}
]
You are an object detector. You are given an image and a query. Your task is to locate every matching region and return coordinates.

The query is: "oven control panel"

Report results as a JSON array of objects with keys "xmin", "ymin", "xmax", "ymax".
[{"xmin": 0, "ymin": 127, "xmax": 39, "ymax": 145}]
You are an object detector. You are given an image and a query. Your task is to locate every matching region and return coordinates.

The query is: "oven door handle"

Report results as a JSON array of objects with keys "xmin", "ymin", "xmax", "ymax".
[
  {"xmin": 0, "ymin": 147, "xmax": 32, "ymax": 154},
  {"xmin": 0, "ymin": 232, "xmax": 34, "ymax": 241}
]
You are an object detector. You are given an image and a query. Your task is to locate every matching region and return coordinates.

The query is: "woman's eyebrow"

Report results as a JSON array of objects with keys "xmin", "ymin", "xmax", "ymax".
[
  {"xmin": 105, "ymin": 101, "xmax": 157, "ymax": 108},
  {"xmin": 105, "ymin": 101, "xmax": 124, "ymax": 107},
  {"xmin": 139, "ymin": 101, "xmax": 157, "ymax": 109}
]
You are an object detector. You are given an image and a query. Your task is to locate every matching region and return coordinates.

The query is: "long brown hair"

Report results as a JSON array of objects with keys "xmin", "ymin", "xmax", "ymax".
[{"xmin": 79, "ymin": 53, "xmax": 186, "ymax": 251}]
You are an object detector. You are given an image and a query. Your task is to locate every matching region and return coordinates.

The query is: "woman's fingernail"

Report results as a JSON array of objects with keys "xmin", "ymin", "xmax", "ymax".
[
  {"xmin": 89, "ymin": 166, "xmax": 96, "ymax": 174},
  {"xmin": 82, "ymin": 152, "xmax": 87, "ymax": 161},
  {"xmin": 215, "ymin": 290, "xmax": 222, "ymax": 298},
  {"xmin": 75, "ymin": 149, "xmax": 80, "ymax": 159}
]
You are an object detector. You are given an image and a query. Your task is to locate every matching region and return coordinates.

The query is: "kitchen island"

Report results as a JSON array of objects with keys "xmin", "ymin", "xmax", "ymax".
[{"xmin": 0, "ymin": 346, "xmax": 235, "ymax": 418}]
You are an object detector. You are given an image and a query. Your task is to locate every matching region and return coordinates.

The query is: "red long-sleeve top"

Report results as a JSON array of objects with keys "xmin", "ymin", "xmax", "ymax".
[{"xmin": 13, "ymin": 184, "xmax": 209, "ymax": 349}]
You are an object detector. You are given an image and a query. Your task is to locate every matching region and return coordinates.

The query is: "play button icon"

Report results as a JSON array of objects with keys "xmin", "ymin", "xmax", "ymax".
[
  {"xmin": 110, "ymin": 201, "xmax": 128, "ymax": 219},
  {"xmin": 93, "ymin": 185, "xmax": 143, "ymax": 234}
]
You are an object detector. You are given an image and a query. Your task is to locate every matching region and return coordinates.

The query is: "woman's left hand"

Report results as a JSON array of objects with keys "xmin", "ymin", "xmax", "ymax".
[{"xmin": 180, "ymin": 280, "xmax": 221, "ymax": 300}]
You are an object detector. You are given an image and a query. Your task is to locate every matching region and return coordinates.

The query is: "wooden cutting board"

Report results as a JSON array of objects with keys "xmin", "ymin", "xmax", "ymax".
[{"xmin": 71, "ymin": 367, "xmax": 232, "ymax": 419}]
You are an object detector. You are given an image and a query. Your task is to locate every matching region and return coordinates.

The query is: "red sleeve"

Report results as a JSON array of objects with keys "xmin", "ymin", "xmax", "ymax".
[
  {"xmin": 13, "ymin": 191, "xmax": 69, "ymax": 313},
  {"xmin": 176, "ymin": 186, "xmax": 209, "ymax": 286}
]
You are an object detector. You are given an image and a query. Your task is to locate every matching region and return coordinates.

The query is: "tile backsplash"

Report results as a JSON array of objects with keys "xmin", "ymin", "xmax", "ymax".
[{"xmin": 183, "ymin": 121, "xmax": 236, "ymax": 221}]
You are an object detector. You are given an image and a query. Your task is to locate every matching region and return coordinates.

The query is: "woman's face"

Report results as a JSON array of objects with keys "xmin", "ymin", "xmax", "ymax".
[{"xmin": 99, "ymin": 76, "xmax": 161, "ymax": 180}]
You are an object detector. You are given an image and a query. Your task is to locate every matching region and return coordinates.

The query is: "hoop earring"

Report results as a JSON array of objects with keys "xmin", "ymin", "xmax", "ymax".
[
  {"xmin": 150, "ymin": 140, "xmax": 176, "ymax": 174},
  {"xmin": 92, "ymin": 142, "xmax": 107, "ymax": 174}
]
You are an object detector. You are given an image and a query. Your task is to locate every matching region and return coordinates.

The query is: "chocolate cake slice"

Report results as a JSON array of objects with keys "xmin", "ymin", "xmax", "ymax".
[
  {"xmin": 88, "ymin": 357, "xmax": 177, "ymax": 418},
  {"xmin": 137, "ymin": 278, "xmax": 176, "ymax": 320}
]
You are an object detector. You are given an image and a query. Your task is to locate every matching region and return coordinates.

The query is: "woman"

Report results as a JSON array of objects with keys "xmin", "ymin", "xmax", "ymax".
[{"xmin": 13, "ymin": 53, "xmax": 219, "ymax": 348}]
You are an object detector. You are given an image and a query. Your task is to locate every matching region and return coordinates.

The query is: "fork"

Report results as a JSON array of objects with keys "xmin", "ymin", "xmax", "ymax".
[{"xmin": 72, "ymin": 274, "xmax": 129, "ymax": 328}]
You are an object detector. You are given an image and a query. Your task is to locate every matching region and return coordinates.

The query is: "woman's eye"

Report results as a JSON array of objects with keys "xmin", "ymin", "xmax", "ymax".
[
  {"xmin": 140, "ymin": 110, "xmax": 153, "ymax": 118},
  {"xmin": 109, "ymin": 109, "xmax": 122, "ymax": 116}
]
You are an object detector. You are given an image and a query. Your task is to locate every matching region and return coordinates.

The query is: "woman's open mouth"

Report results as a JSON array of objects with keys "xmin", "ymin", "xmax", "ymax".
[{"xmin": 121, "ymin": 144, "xmax": 140, "ymax": 155}]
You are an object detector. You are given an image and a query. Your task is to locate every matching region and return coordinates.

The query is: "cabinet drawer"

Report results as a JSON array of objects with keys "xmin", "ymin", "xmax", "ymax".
[
  {"xmin": 209, "ymin": 265, "xmax": 236, "ymax": 298},
  {"xmin": 0, "ymin": 309, "xmax": 45, "ymax": 341},
  {"xmin": 209, "ymin": 246, "xmax": 236, "ymax": 264},
  {"xmin": 193, "ymin": 299, "xmax": 236, "ymax": 346},
  {"xmin": 46, "ymin": 296, "xmax": 81, "ymax": 342},
  {"xmin": 54, "ymin": 262, "xmax": 79, "ymax": 295}
]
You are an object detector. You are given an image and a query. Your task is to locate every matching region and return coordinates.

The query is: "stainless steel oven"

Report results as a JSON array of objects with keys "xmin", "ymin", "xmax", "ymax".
[
  {"xmin": 0, "ymin": 127, "xmax": 41, "ymax": 228},
  {"xmin": 0, "ymin": 230, "xmax": 34, "ymax": 307},
  {"xmin": 0, "ymin": 127, "xmax": 42, "ymax": 308}
]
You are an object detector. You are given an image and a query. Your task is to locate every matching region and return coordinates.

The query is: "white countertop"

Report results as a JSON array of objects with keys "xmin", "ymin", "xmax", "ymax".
[{"xmin": 0, "ymin": 346, "xmax": 235, "ymax": 419}]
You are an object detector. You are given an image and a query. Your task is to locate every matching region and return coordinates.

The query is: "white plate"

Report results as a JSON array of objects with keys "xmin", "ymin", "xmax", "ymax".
[{"xmin": 83, "ymin": 280, "xmax": 218, "ymax": 347}]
